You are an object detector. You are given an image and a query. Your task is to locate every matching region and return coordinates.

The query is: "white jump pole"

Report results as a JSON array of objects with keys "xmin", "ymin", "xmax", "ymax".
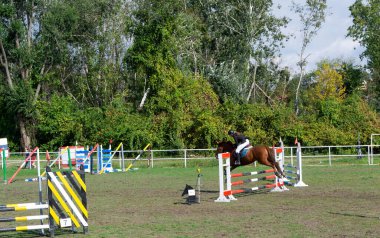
[{"xmin": 294, "ymin": 142, "xmax": 308, "ymax": 187}]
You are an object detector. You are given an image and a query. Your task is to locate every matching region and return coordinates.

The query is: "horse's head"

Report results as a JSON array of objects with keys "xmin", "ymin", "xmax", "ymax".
[{"xmin": 215, "ymin": 140, "xmax": 235, "ymax": 159}]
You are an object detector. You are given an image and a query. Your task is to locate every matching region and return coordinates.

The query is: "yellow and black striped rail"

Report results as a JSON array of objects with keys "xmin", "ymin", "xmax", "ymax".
[{"xmin": 0, "ymin": 165, "xmax": 88, "ymax": 237}]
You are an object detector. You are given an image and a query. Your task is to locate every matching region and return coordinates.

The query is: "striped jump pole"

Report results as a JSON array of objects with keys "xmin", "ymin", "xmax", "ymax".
[
  {"xmin": 0, "ymin": 202, "xmax": 42, "ymax": 209},
  {"xmin": 0, "ymin": 203, "xmax": 48, "ymax": 212},
  {"xmin": 0, "ymin": 203, "xmax": 49, "ymax": 234},
  {"xmin": 0, "ymin": 215, "xmax": 48, "ymax": 222},
  {"xmin": 231, "ymin": 169, "xmax": 275, "ymax": 178},
  {"xmin": 224, "ymin": 182, "xmax": 284, "ymax": 196},
  {"xmin": 231, "ymin": 174, "xmax": 276, "ymax": 186},
  {"xmin": 125, "ymin": 143, "xmax": 151, "ymax": 172},
  {"xmin": 0, "ymin": 224, "xmax": 50, "ymax": 232}
]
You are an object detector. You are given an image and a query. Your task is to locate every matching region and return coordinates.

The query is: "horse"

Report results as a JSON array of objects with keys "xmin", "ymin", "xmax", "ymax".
[{"xmin": 215, "ymin": 140, "xmax": 285, "ymax": 178}]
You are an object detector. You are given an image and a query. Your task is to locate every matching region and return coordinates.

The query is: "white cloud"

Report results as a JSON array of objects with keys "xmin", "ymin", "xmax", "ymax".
[{"xmin": 272, "ymin": 0, "xmax": 365, "ymax": 73}]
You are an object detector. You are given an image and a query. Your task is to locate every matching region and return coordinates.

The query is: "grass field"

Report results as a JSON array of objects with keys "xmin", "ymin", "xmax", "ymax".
[{"xmin": 1, "ymin": 163, "xmax": 380, "ymax": 237}]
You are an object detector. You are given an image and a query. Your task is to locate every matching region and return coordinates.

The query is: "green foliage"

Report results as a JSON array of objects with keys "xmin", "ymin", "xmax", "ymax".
[
  {"xmin": 311, "ymin": 63, "xmax": 346, "ymax": 102},
  {"xmin": 348, "ymin": 0, "xmax": 380, "ymax": 110},
  {"xmin": 35, "ymin": 94, "xmax": 82, "ymax": 149},
  {"xmin": 3, "ymin": 81, "xmax": 35, "ymax": 118},
  {"xmin": 147, "ymin": 70, "xmax": 221, "ymax": 149},
  {"xmin": 339, "ymin": 62, "xmax": 367, "ymax": 94}
]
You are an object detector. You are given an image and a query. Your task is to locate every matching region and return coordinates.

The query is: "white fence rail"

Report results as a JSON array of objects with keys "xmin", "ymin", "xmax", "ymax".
[{"xmin": 2, "ymin": 144, "xmax": 380, "ymax": 170}]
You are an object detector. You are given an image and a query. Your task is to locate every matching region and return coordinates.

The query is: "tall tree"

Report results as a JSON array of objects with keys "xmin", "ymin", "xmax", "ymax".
[
  {"xmin": 348, "ymin": 0, "xmax": 380, "ymax": 110},
  {"xmin": 190, "ymin": 0, "xmax": 287, "ymax": 103},
  {"xmin": 292, "ymin": 0, "xmax": 327, "ymax": 115},
  {"xmin": 310, "ymin": 63, "xmax": 346, "ymax": 103},
  {"xmin": 0, "ymin": 1, "xmax": 47, "ymax": 148},
  {"xmin": 41, "ymin": 0, "xmax": 129, "ymax": 107}
]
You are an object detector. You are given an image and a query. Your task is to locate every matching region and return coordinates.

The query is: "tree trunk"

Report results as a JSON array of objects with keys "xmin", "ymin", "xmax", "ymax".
[
  {"xmin": 246, "ymin": 60, "xmax": 258, "ymax": 103},
  {"xmin": 295, "ymin": 67, "xmax": 304, "ymax": 115},
  {"xmin": 19, "ymin": 116, "xmax": 31, "ymax": 150}
]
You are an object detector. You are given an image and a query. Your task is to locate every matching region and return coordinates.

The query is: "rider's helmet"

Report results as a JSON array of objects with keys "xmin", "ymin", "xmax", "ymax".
[{"xmin": 228, "ymin": 130, "xmax": 235, "ymax": 136}]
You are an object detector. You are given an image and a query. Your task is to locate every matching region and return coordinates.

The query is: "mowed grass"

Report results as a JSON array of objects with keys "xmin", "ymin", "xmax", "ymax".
[{"xmin": 1, "ymin": 164, "xmax": 380, "ymax": 237}]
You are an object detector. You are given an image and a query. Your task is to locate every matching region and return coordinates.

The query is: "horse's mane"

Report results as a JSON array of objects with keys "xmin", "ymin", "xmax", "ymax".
[{"xmin": 217, "ymin": 140, "xmax": 235, "ymax": 152}]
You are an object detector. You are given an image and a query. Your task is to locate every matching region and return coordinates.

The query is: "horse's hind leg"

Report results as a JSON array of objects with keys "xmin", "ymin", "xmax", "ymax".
[
  {"xmin": 260, "ymin": 160, "xmax": 282, "ymax": 178},
  {"xmin": 273, "ymin": 161, "xmax": 285, "ymax": 178}
]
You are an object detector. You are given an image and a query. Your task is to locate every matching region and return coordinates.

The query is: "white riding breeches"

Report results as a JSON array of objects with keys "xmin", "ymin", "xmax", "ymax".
[{"xmin": 236, "ymin": 139, "xmax": 249, "ymax": 154}]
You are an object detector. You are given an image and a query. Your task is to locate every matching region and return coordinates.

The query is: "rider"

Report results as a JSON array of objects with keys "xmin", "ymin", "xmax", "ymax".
[{"xmin": 228, "ymin": 130, "xmax": 249, "ymax": 165}]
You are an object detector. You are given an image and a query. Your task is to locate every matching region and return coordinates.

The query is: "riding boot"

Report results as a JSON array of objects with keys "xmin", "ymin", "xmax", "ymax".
[{"xmin": 235, "ymin": 152, "xmax": 241, "ymax": 165}]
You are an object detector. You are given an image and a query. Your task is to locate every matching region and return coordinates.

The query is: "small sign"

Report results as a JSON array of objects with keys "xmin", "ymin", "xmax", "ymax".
[
  {"xmin": 60, "ymin": 218, "xmax": 72, "ymax": 228},
  {"xmin": 0, "ymin": 138, "xmax": 9, "ymax": 157},
  {"xmin": 188, "ymin": 189, "xmax": 196, "ymax": 196}
]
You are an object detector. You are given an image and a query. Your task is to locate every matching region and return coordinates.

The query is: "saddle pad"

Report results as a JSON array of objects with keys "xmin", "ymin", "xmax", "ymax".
[{"xmin": 241, "ymin": 146, "xmax": 252, "ymax": 157}]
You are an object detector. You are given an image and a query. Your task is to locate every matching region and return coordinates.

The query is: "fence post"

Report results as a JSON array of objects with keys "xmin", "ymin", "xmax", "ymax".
[
  {"xmin": 367, "ymin": 145, "xmax": 371, "ymax": 165},
  {"xmin": 328, "ymin": 146, "xmax": 332, "ymax": 166},
  {"xmin": 2, "ymin": 149, "xmax": 6, "ymax": 184},
  {"xmin": 150, "ymin": 150, "xmax": 154, "ymax": 168},
  {"xmin": 184, "ymin": 149, "xmax": 187, "ymax": 168}
]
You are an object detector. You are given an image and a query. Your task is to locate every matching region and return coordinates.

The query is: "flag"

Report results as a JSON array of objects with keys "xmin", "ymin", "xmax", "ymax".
[{"xmin": 294, "ymin": 137, "xmax": 298, "ymax": 145}]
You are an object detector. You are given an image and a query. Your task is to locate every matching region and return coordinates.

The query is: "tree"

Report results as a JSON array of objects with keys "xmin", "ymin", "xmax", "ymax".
[
  {"xmin": 0, "ymin": 1, "xmax": 46, "ymax": 148},
  {"xmin": 338, "ymin": 61, "xmax": 368, "ymax": 95},
  {"xmin": 310, "ymin": 63, "xmax": 346, "ymax": 102},
  {"xmin": 189, "ymin": 0, "xmax": 287, "ymax": 103},
  {"xmin": 348, "ymin": 0, "xmax": 380, "ymax": 110},
  {"xmin": 41, "ymin": 0, "xmax": 129, "ymax": 107},
  {"xmin": 292, "ymin": 0, "xmax": 327, "ymax": 115}
]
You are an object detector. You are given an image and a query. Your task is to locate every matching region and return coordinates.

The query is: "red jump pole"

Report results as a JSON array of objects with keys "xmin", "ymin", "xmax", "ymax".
[{"xmin": 7, "ymin": 147, "xmax": 39, "ymax": 184}]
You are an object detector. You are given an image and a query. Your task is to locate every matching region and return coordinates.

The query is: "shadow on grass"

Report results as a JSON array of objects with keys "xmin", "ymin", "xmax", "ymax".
[{"xmin": 329, "ymin": 211, "xmax": 380, "ymax": 219}]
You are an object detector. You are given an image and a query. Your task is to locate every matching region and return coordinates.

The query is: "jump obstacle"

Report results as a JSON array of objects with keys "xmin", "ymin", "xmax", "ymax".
[
  {"xmin": 275, "ymin": 140, "xmax": 308, "ymax": 189},
  {"xmin": 215, "ymin": 152, "xmax": 284, "ymax": 202},
  {"xmin": 215, "ymin": 142, "xmax": 308, "ymax": 202},
  {"xmin": 0, "ymin": 165, "xmax": 88, "ymax": 236}
]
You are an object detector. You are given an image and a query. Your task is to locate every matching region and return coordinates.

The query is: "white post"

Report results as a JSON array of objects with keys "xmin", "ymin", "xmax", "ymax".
[
  {"xmin": 294, "ymin": 142, "xmax": 308, "ymax": 187},
  {"xmin": 36, "ymin": 148, "xmax": 45, "ymax": 235},
  {"xmin": 367, "ymin": 145, "xmax": 371, "ymax": 165},
  {"xmin": 224, "ymin": 157, "xmax": 236, "ymax": 200},
  {"xmin": 367, "ymin": 145, "xmax": 371, "ymax": 166},
  {"xmin": 370, "ymin": 134, "xmax": 373, "ymax": 165},
  {"xmin": 215, "ymin": 152, "xmax": 233, "ymax": 202},
  {"xmin": 370, "ymin": 134, "xmax": 380, "ymax": 165},
  {"xmin": 184, "ymin": 149, "xmax": 187, "ymax": 168},
  {"xmin": 328, "ymin": 146, "xmax": 332, "ymax": 166},
  {"xmin": 150, "ymin": 150, "xmax": 154, "ymax": 168},
  {"xmin": 58, "ymin": 149, "xmax": 61, "ymax": 170},
  {"xmin": 273, "ymin": 140, "xmax": 287, "ymax": 192}
]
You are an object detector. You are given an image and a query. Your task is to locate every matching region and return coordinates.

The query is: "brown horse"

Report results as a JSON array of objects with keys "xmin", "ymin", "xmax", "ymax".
[{"xmin": 215, "ymin": 140, "xmax": 285, "ymax": 178}]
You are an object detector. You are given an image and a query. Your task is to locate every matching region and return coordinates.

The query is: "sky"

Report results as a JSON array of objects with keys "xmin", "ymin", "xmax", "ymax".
[{"xmin": 272, "ymin": 0, "xmax": 365, "ymax": 73}]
